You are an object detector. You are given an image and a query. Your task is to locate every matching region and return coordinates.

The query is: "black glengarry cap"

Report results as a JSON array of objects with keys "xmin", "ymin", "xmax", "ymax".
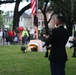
[{"xmin": 57, "ymin": 15, "xmax": 66, "ymax": 23}]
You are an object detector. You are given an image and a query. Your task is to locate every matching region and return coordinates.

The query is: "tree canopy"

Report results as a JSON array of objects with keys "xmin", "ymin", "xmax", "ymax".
[
  {"xmin": 50, "ymin": 0, "xmax": 76, "ymax": 35},
  {"xmin": 0, "ymin": 0, "xmax": 31, "ymax": 30},
  {"xmin": 38, "ymin": 0, "xmax": 76, "ymax": 35},
  {"xmin": 1, "ymin": 0, "xmax": 76, "ymax": 35},
  {"xmin": 0, "ymin": 0, "xmax": 16, "ymax": 4},
  {"xmin": 0, "ymin": 11, "xmax": 4, "ymax": 28}
]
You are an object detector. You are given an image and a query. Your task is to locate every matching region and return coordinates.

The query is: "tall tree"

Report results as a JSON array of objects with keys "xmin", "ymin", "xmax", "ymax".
[
  {"xmin": 0, "ymin": 0, "xmax": 16, "ymax": 4},
  {"xmin": 13, "ymin": 0, "xmax": 31, "ymax": 30},
  {"xmin": 0, "ymin": 10, "xmax": 4, "ymax": 28},
  {"xmin": 38, "ymin": 0, "xmax": 76, "ymax": 36},
  {"xmin": 50, "ymin": 0, "xmax": 76, "ymax": 36},
  {"xmin": 38, "ymin": 0, "xmax": 56, "ymax": 35},
  {"xmin": 0, "ymin": 0, "xmax": 31, "ymax": 30}
]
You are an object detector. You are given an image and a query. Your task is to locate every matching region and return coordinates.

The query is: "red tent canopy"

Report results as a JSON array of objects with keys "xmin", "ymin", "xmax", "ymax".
[{"xmin": 17, "ymin": 27, "xmax": 24, "ymax": 31}]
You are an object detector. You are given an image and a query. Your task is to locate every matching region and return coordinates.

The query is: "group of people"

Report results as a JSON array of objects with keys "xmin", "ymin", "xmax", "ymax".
[
  {"xmin": 0, "ymin": 27, "xmax": 38, "ymax": 45},
  {"xmin": 0, "ymin": 28, "xmax": 3, "ymax": 45},
  {"xmin": 0, "ymin": 28, "xmax": 14, "ymax": 45},
  {"xmin": 0, "ymin": 28, "xmax": 30, "ymax": 45}
]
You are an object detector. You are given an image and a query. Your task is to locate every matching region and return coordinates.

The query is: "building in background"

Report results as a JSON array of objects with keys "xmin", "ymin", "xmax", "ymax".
[
  {"xmin": 19, "ymin": 13, "xmax": 32, "ymax": 29},
  {"xmin": 32, "ymin": 10, "xmax": 56, "ymax": 30},
  {"xmin": 3, "ymin": 11, "xmax": 32, "ymax": 29},
  {"xmin": 3, "ymin": 10, "xmax": 56, "ymax": 30}
]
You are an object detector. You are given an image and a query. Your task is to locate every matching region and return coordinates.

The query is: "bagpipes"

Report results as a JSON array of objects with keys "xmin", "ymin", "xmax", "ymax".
[
  {"xmin": 42, "ymin": 38, "xmax": 51, "ymax": 50},
  {"xmin": 42, "ymin": 34, "xmax": 51, "ymax": 50}
]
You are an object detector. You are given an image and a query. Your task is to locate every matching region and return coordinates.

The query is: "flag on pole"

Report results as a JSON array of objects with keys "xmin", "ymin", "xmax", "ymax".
[
  {"xmin": 30, "ymin": 0, "xmax": 36, "ymax": 15},
  {"xmin": 30, "ymin": 0, "xmax": 38, "ymax": 27},
  {"xmin": 30, "ymin": 0, "xmax": 38, "ymax": 39}
]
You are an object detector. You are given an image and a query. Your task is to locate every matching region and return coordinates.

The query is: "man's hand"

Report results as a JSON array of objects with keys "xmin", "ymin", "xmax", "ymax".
[{"xmin": 44, "ymin": 35, "xmax": 49, "ymax": 39}]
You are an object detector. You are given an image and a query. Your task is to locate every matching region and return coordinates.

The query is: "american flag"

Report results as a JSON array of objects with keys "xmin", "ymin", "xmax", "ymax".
[{"xmin": 30, "ymin": 0, "xmax": 36, "ymax": 15}]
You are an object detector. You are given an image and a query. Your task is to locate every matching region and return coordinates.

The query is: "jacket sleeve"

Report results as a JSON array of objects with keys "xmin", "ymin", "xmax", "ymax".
[
  {"xmin": 45, "ymin": 29, "xmax": 57, "ymax": 46},
  {"xmin": 25, "ymin": 31, "xmax": 29, "ymax": 37}
]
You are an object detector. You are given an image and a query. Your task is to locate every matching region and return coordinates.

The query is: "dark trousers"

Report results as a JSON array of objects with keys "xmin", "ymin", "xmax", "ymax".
[
  {"xmin": 9, "ymin": 36, "xmax": 13, "ymax": 44},
  {"xmin": 72, "ymin": 47, "xmax": 76, "ymax": 57},
  {"xmin": 22, "ymin": 36, "xmax": 28, "ymax": 45},
  {"xmin": 44, "ymin": 46, "xmax": 50, "ymax": 57},
  {"xmin": 22, "ymin": 37, "xmax": 25, "ymax": 44},
  {"xmin": 50, "ymin": 61, "xmax": 66, "ymax": 75}
]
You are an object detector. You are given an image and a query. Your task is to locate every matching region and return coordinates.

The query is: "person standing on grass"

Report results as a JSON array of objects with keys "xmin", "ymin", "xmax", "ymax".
[
  {"xmin": 8, "ymin": 29, "xmax": 14, "ymax": 44},
  {"xmin": 22, "ymin": 29, "xmax": 29, "ymax": 45},
  {"xmin": 0, "ymin": 28, "xmax": 3, "ymax": 45},
  {"xmin": 44, "ymin": 15, "xmax": 69, "ymax": 75}
]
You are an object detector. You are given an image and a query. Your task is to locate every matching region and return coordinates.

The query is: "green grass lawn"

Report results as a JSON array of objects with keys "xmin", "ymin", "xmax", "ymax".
[{"xmin": 0, "ymin": 45, "xmax": 76, "ymax": 75}]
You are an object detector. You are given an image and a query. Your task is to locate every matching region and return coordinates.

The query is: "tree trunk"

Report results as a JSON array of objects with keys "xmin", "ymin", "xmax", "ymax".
[
  {"xmin": 13, "ymin": 1, "xmax": 30, "ymax": 30},
  {"xmin": 41, "ymin": 10, "xmax": 49, "ymax": 35},
  {"xmin": 68, "ymin": 23, "xmax": 73, "ymax": 36},
  {"xmin": 13, "ymin": 0, "xmax": 20, "ymax": 30},
  {"xmin": 67, "ymin": 17, "xmax": 74, "ymax": 36},
  {"xmin": 44, "ymin": 13, "xmax": 49, "ymax": 35}
]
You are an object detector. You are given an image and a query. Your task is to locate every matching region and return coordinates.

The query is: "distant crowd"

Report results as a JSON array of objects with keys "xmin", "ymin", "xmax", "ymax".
[{"xmin": 0, "ymin": 27, "xmax": 39, "ymax": 45}]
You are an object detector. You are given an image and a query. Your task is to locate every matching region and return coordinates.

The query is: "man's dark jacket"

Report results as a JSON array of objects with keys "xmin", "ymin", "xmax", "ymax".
[{"xmin": 45, "ymin": 26, "xmax": 69, "ymax": 62}]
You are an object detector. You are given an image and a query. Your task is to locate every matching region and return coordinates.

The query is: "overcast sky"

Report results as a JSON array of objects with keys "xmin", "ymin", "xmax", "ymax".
[{"xmin": 0, "ymin": 1, "xmax": 31, "ymax": 15}]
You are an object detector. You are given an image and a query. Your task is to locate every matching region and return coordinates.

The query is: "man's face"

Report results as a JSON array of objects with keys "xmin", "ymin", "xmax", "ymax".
[{"xmin": 56, "ymin": 19, "xmax": 60, "ymax": 26}]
